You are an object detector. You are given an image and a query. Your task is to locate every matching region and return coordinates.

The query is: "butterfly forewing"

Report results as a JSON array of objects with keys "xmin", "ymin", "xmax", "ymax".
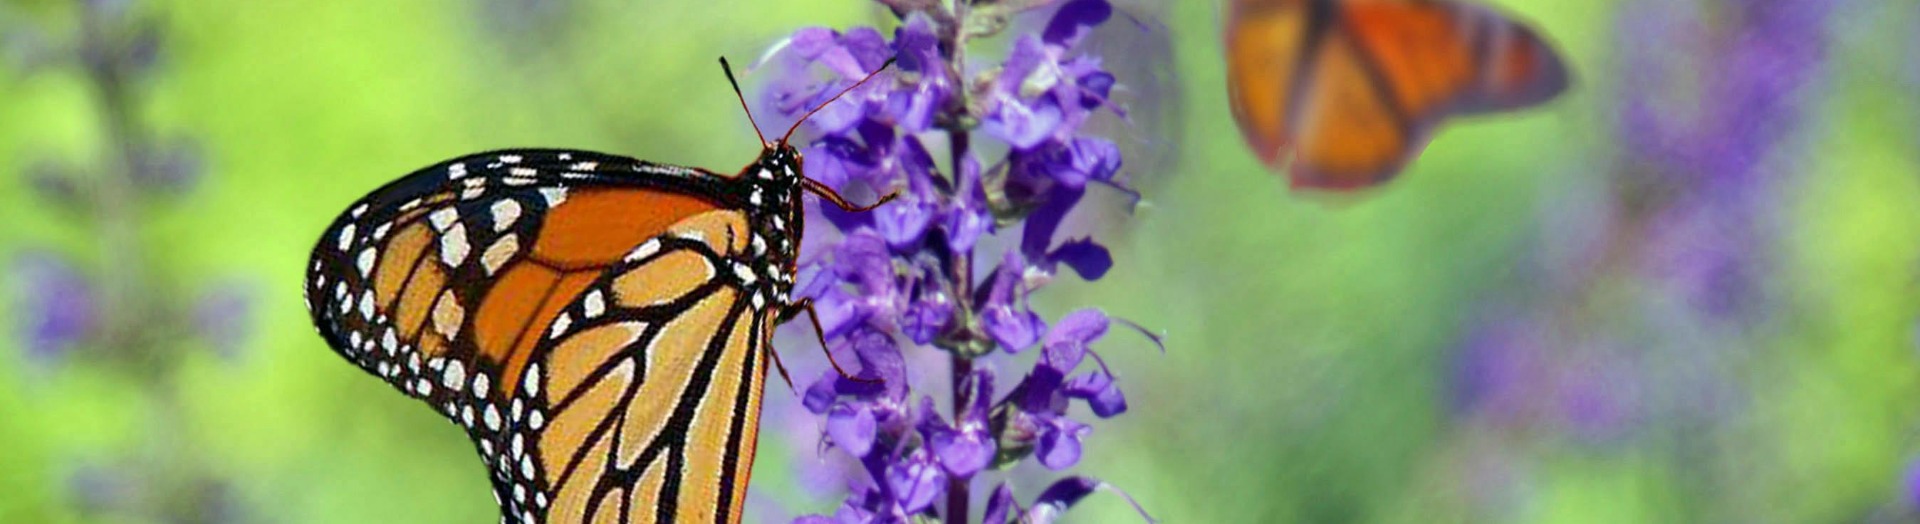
[{"xmin": 306, "ymin": 149, "xmax": 783, "ymax": 524}]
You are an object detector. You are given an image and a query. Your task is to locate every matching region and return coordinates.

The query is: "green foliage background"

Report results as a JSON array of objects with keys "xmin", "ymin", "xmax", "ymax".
[{"xmin": 1, "ymin": 0, "xmax": 1916, "ymax": 522}]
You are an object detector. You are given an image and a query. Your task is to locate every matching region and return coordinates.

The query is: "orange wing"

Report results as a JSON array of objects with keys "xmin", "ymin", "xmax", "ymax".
[
  {"xmin": 1224, "ymin": 0, "xmax": 1569, "ymax": 189},
  {"xmin": 306, "ymin": 150, "xmax": 775, "ymax": 523}
]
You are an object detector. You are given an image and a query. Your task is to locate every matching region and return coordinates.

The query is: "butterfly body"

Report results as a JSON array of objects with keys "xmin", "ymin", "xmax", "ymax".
[
  {"xmin": 304, "ymin": 146, "xmax": 808, "ymax": 524},
  {"xmin": 1225, "ymin": 0, "xmax": 1569, "ymax": 189}
]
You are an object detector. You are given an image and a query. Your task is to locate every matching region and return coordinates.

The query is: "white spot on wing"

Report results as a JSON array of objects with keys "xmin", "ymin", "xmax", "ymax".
[
  {"xmin": 356, "ymin": 248, "xmax": 377, "ymax": 276},
  {"xmin": 337, "ymin": 224, "xmax": 357, "ymax": 251},
  {"xmin": 490, "ymin": 199, "xmax": 522, "ymax": 231},
  {"xmin": 508, "ymin": 167, "xmax": 536, "ymax": 177},
  {"xmin": 429, "ymin": 208, "xmax": 459, "ymax": 231},
  {"xmin": 548, "ymin": 312, "xmax": 572, "ymax": 339},
  {"xmin": 350, "ymin": 203, "xmax": 370, "ymax": 218},
  {"xmin": 539, "ymin": 187, "xmax": 567, "ymax": 207},
  {"xmin": 443, "ymin": 360, "xmax": 466, "ymax": 389},
  {"xmin": 524, "ymin": 363, "xmax": 541, "ymax": 397},
  {"xmin": 500, "ymin": 154, "xmax": 523, "ymax": 164},
  {"xmin": 440, "ymin": 224, "xmax": 471, "ymax": 267},
  {"xmin": 582, "ymin": 289, "xmax": 605, "ymax": 318},
  {"xmin": 624, "ymin": 239, "xmax": 661, "ymax": 262}
]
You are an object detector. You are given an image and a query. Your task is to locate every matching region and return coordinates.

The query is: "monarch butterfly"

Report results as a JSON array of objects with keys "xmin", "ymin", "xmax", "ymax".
[
  {"xmin": 302, "ymin": 58, "xmax": 892, "ymax": 523},
  {"xmin": 1224, "ymin": 0, "xmax": 1570, "ymax": 189}
]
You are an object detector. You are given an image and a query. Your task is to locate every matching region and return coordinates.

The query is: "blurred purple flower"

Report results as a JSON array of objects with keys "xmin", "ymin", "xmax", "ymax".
[
  {"xmin": 193, "ymin": 282, "xmax": 255, "ymax": 361},
  {"xmin": 1904, "ymin": 457, "xmax": 1920, "ymax": 508},
  {"xmin": 12, "ymin": 253, "xmax": 96, "ymax": 362},
  {"xmin": 1615, "ymin": 0, "xmax": 1834, "ymax": 315}
]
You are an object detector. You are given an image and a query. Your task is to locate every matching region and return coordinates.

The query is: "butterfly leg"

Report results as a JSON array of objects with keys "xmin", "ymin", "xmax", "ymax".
[
  {"xmin": 762, "ymin": 332, "xmax": 798, "ymax": 393},
  {"xmin": 778, "ymin": 298, "xmax": 880, "ymax": 383},
  {"xmin": 801, "ymin": 178, "xmax": 899, "ymax": 212}
]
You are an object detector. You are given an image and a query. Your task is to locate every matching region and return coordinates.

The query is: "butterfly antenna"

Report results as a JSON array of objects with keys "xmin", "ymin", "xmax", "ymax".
[
  {"xmin": 778, "ymin": 56, "xmax": 897, "ymax": 145},
  {"xmin": 718, "ymin": 56, "xmax": 769, "ymax": 147}
]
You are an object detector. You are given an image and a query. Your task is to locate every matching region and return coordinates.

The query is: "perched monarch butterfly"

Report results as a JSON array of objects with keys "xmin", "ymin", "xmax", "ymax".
[
  {"xmin": 1224, "ymin": 0, "xmax": 1570, "ymax": 189},
  {"xmin": 302, "ymin": 58, "xmax": 892, "ymax": 523}
]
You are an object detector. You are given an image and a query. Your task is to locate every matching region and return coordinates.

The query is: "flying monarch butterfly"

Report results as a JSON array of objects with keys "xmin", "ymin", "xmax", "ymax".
[
  {"xmin": 1224, "ymin": 0, "xmax": 1570, "ymax": 189},
  {"xmin": 302, "ymin": 58, "xmax": 893, "ymax": 524}
]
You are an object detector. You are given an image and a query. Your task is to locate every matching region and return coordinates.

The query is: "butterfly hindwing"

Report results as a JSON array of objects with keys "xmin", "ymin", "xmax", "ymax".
[{"xmin": 525, "ymin": 210, "xmax": 771, "ymax": 524}]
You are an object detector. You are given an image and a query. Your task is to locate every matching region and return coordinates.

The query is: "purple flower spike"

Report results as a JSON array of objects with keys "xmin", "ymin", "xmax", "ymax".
[{"xmin": 766, "ymin": 3, "xmax": 1145, "ymax": 519}]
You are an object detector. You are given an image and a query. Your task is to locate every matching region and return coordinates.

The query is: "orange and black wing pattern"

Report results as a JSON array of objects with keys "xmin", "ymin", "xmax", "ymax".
[
  {"xmin": 304, "ymin": 149, "xmax": 795, "ymax": 523},
  {"xmin": 1225, "ymin": 0, "xmax": 1569, "ymax": 189}
]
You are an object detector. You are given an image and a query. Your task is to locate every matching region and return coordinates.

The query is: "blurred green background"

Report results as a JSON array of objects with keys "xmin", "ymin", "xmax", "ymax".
[{"xmin": 3, "ymin": 0, "xmax": 1917, "ymax": 522}]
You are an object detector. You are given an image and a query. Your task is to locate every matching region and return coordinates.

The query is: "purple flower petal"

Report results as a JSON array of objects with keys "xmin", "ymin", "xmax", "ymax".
[
  {"xmin": 885, "ymin": 448, "xmax": 946, "ymax": 513},
  {"xmin": 1021, "ymin": 186, "xmax": 1083, "ymax": 260},
  {"xmin": 1017, "ymin": 366, "xmax": 1070, "ymax": 415},
  {"xmin": 804, "ymin": 371, "xmax": 841, "ymax": 414},
  {"xmin": 913, "ymin": 373, "xmax": 997, "ymax": 475},
  {"xmin": 899, "ymin": 291, "xmax": 953, "ymax": 345},
  {"xmin": 983, "ymin": 94, "xmax": 1065, "ymax": 150},
  {"xmin": 929, "ymin": 419, "xmax": 993, "ymax": 478},
  {"xmin": 1041, "ymin": 309, "xmax": 1108, "ymax": 371},
  {"xmin": 1029, "ymin": 476, "xmax": 1156, "ymax": 523},
  {"xmin": 1064, "ymin": 371, "xmax": 1128, "ymax": 418},
  {"xmin": 1077, "ymin": 70, "xmax": 1115, "ymax": 109},
  {"xmin": 848, "ymin": 329, "xmax": 909, "ymax": 394},
  {"xmin": 997, "ymin": 35, "xmax": 1049, "ymax": 95},
  {"xmin": 874, "ymin": 197, "xmax": 935, "ymax": 250},
  {"xmin": 1050, "ymin": 238, "xmax": 1112, "ymax": 281},
  {"xmin": 1064, "ymin": 137, "xmax": 1122, "ymax": 186},
  {"xmin": 788, "ymin": 27, "xmax": 841, "ymax": 60},
  {"xmin": 945, "ymin": 153, "xmax": 991, "ymax": 253},
  {"xmin": 1042, "ymin": 0, "xmax": 1112, "ymax": 50},
  {"xmin": 983, "ymin": 483, "xmax": 1019, "ymax": 524},
  {"xmin": 893, "ymin": 13, "xmax": 942, "ymax": 75},
  {"xmin": 1036, "ymin": 417, "xmax": 1089, "ymax": 470},
  {"xmin": 827, "ymin": 402, "xmax": 877, "ymax": 457},
  {"xmin": 985, "ymin": 306, "xmax": 1047, "ymax": 353}
]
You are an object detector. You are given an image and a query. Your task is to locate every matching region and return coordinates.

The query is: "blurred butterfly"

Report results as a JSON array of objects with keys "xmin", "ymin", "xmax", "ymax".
[
  {"xmin": 1224, "ymin": 0, "xmax": 1570, "ymax": 189},
  {"xmin": 303, "ymin": 58, "xmax": 892, "ymax": 524}
]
